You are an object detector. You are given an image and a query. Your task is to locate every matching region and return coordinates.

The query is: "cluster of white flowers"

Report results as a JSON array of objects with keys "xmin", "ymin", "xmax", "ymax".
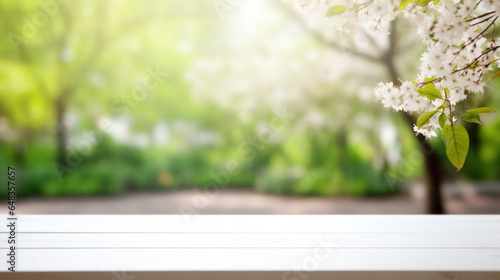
[
  {"xmin": 284, "ymin": 0, "xmax": 400, "ymax": 35},
  {"xmin": 289, "ymin": 0, "xmax": 500, "ymax": 139},
  {"xmin": 381, "ymin": 0, "xmax": 499, "ymax": 138}
]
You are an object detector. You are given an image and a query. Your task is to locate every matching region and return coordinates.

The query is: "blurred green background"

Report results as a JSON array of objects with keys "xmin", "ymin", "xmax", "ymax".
[{"xmin": 0, "ymin": 0, "xmax": 499, "ymax": 203}]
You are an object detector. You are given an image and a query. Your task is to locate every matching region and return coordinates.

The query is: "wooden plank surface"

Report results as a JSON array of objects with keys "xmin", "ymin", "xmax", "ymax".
[
  {"xmin": 2, "ymin": 233, "xmax": 499, "ymax": 248},
  {"xmin": 1, "ymin": 215, "xmax": 499, "ymax": 272},
  {"xmin": 15, "ymin": 248, "xmax": 500, "ymax": 271},
  {"xmin": 10, "ymin": 215, "xmax": 500, "ymax": 233}
]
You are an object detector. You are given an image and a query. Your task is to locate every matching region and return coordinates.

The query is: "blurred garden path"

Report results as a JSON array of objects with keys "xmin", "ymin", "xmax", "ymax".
[{"xmin": 16, "ymin": 186, "xmax": 500, "ymax": 214}]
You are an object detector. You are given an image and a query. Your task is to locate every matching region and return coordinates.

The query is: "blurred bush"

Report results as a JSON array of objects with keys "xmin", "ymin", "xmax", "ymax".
[{"xmin": 256, "ymin": 163, "xmax": 393, "ymax": 198}]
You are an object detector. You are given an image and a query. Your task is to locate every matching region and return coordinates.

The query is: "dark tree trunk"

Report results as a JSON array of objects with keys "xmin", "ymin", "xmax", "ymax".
[
  {"xmin": 386, "ymin": 60, "xmax": 445, "ymax": 214},
  {"xmin": 468, "ymin": 120, "xmax": 481, "ymax": 152},
  {"xmin": 399, "ymin": 113, "xmax": 445, "ymax": 214},
  {"xmin": 384, "ymin": 22, "xmax": 445, "ymax": 214},
  {"xmin": 420, "ymin": 138, "xmax": 445, "ymax": 214},
  {"xmin": 468, "ymin": 122, "xmax": 481, "ymax": 159}
]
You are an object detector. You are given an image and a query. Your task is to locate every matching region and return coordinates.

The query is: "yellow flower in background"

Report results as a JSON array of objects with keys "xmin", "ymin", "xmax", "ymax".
[{"xmin": 157, "ymin": 171, "xmax": 173, "ymax": 187}]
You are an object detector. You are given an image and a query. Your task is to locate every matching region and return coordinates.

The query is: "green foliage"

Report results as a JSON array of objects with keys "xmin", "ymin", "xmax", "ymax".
[
  {"xmin": 441, "ymin": 124, "xmax": 469, "ymax": 171},
  {"xmin": 417, "ymin": 110, "xmax": 438, "ymax": 128},
  {"xmin": 255, "ymin": 168, "xmax": 300, "ymax": 195},
  {"xmin": 461, "ymin": 107, "xmax": 496, "ymax": 125},
  {"xmin": 400, "ymin": 0, "xmax": 437, "ymax": 11},
  {"xmin": 0, "ymin": 0, "xmax": 498, "ymax": 202},
  {"xmin": 255, "ymin": 145, "xmax": 394, "ymax": 198},
  {"xmin": 438, "ymin": 113, "xmax": 447, "ymax": 128},
  {"xmin": 466, "ymin": 107, "xmax": 496, "ymax": 114},
  {"xmin": 439, "ymin": 106, "xmax": 496, "ymax": 170},
  {"xmin": 416, "ymin": 83, "xmax": 442, "ymax": 101},
  {"xmin": 461, "ymin": 111, "xmax": 482, "ymax": 124},
  {"xmin": 416, "ymin": 79, "xmax": 492, "ymax": 171},
  {"xmin": 399, "ymin": 0, "xmax": 415, "ymax": 10},
  {"xmin": 164, "ymin": 151, "xmax": 213, "ymax": 187},
  {"xmin": 326, "ymin": 5, "xmax": 347, "ymax": 17},
  {"xmin": 15, "ymin": 164, "xmax": 53, "ymax": 197},
  {"xmin": 477, "ymin": 120, "xmax": 500, "ymax": 179}
]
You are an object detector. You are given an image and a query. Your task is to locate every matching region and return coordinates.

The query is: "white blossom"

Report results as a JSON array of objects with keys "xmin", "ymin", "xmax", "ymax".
[{"xmin": 288, "ymin": 0, "xmax": 499, "ymax": 138}]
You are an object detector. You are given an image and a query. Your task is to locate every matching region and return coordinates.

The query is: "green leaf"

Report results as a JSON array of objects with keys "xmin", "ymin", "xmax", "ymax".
[
  {"xmin": 439, "ymin": 113, "xmax": 447, "ymax": 128},
  {"xmin": 441, "ymin": 124, "xmax": 469, "ymax": 171},
  {"xmin": 326, "ymin": 5, "xmax": 347, "ymax": 17},
  {"xmin": 466, "ymin": 107, "xmax": 496, "ymax": 114},
  {"xmin": 416, "ymin": 83, "xmax": 442, "ymax": 101},
  {"xmin": 399, "ymin": 0, "xmax": 412, "ymax": 10},
  {"xmin": 399, "ymin": 0, "xmax": 416, "ymax": 10},
  {"xmin": 461, "ymin": 112, "xmax": 482, "ymax": 124},
  {"xmin": 417, "ymin": 110, "xmax": 437, "ymax": 129}
]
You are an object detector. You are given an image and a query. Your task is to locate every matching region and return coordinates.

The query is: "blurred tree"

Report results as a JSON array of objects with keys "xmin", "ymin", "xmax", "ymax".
[
  {"xmin": 0, "ymin": 0, "xmax": 214, "ymax": 167},
  {"xmin": 292, "ymin": 13, "xmax": 446, "ymax": 214}
]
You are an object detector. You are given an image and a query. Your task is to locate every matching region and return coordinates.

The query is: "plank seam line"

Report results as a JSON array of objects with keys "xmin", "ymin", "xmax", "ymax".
[{"xmin": 9, "ymin": 247, "xmax": 500, "ymax": 249}]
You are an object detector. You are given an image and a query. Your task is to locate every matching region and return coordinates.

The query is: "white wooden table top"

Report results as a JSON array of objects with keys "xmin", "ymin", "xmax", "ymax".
[{"xmin": 1, "ymin": 215, "xmax": 499, "ymax": 272}]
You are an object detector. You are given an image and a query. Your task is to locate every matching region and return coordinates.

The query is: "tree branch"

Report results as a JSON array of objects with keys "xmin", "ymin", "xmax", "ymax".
[{"xmin": 278, "ymin": 3, "xmax": 381, "ymax": 63}]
